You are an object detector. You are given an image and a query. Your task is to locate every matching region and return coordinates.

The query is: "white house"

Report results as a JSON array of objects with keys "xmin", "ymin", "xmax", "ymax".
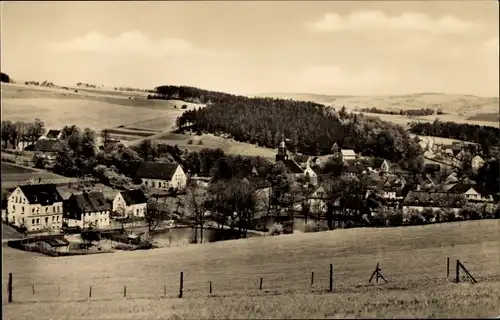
[
  {"xmin": 340, "ymin": 149, "xmax": 356, "ymax": 163},
  {"xmin": 447, "ymin": 183, "xmax": 494, "ymax": 202},
  {"xmin": 471, "ymin": 155, "xmax": 485, "ymax": 172},
  {"xmin": 281, "ymin": 159, "xmax": 318, "ymax": 184},
  {"xmin": 112, "ymin": 189, "xmax": 148, "ymax": 218},
  {"xmin": 136, "ymin": 162, "xmax": 187, "ymax": 190},
  {"xmin": 63, "ymin": 191, "xmax": 111, "ymax": 229},
  {"xmin": 6, "ymin": 184, "xmax": 64, "ymax": 232}
]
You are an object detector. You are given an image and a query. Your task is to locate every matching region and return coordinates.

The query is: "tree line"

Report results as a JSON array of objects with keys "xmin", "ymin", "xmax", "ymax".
[
  {"xmin": 1, "ymin": 72, "xmax": 12, "ymax": 83},
  {"xmin": 152, "ymin": 85, "xmax": 424, "ymax": 172},
  {"xmin": 1, "ymin": 119, "xmax": 46, "ymax": 150},
  {"xmin": 358, "ymin": 107, "xmax": 444, "ymax": 116},
  {"xmin": 409, "ymin": 119, "xmax": 500, "ymax": 154}
]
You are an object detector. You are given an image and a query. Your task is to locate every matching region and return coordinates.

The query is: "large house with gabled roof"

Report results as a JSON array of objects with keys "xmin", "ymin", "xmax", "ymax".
[
  {"xmin": 136, "ymin": 162, "xmax": 187, "ymax": 190},
  {"xmin": 112, "ymin": 189, "xmax": 148, "ymax": 218},
  {"xmin": 64, "ymin": 191, "xmax": 111, "ymax": 229},
  {"xmin": 6, "ymin": 183, "xmax": 64, "ymax": 232}
]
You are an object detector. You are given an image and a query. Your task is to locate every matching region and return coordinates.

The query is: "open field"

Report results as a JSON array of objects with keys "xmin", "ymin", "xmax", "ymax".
[
  {"xmin": 1, "ymin": 162, "xmax": 75, "ymax": 189},
  {"xmin": 260, "ymin": 92, "xmax": 500, "ymax": 128},
  {"xmin": 3, "ymin": 220, "xmax": 500, "ymax": 319},
  {"xmin": 150, "ymin": 133, "xmax": 277, "ymax": 159}
]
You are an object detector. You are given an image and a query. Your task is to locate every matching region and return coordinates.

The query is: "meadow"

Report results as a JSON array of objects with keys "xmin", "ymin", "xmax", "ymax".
[
  {"xmin": 1, "ymin": 162, "xmax": 74, "ymax": 189},
  {"xmin": 2, "ymin": 220, "xmax": 500, "ymax": 319}
]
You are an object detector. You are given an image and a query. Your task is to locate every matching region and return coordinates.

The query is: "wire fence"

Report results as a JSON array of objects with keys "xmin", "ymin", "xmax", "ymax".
[{"xmin": 5, "ymin": 256, "xmax": 498, "ymax": 305}]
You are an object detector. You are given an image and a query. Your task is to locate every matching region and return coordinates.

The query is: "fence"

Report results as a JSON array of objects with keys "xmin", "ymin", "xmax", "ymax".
[{"xmin": 5, "ymin": 257, "xmax": 488, "ymax": 305}]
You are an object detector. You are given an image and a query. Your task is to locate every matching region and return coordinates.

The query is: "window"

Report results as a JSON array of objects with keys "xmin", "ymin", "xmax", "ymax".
[
  {"xmin": 45, "ymin": 207, "xmax": 48, "ymax": 213},
  {"xmin": 53, "ymin": 207, "xmax": 55, "ymax": 213},
  {"xmin": 57, "ymin": 206, "xmax": 60, "ymax": 213},
  {"xmin": 57, "ymin": 216, "xmax": 60, "ymax": 221},
  {"xmin": 13, "ymin": 205, "xmax": 15, "ymax": 211},
  {"xmin": 36, "ymin": 218, "xmax": 40, "ymax": 224},
  {"xmin": 52, "ymin": 216, "xmax": 55, "ymax": 221},
  {"xmin": 22, "ymin": 206, "xmax": 24, "ymax": 213},
  {"xmin": 45, "ymin": 217, "xmax": 48, "ymax": 223},
  {"xmin": 32, "ymin": 219, "xmax": 35, "ymax": 224},
  {"xmin": 32, "ymin": 208, "xmax": 35, "ymax": 213}
]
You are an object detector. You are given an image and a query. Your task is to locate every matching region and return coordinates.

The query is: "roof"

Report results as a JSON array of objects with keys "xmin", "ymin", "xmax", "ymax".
[
  {"xmin": 402, "ymin": 191, "xmax": 466, "ymax": 208},
  {"xmin": 447, "ymin": 183, "xmax": 490, "ymax": 196},
  {"xmin": 293, "ymin": 154, "xmax": 310, "ymax": 164},
  {"xmin": 424, "ymin": 163, "xmax": 440, "ymax": 171},
  {"xmin": 372, "ymin": 158, "xmax": 388, "ymax": 169},
  {"xmin": 70, "ymin": 191, "xmax": 110, "ymax": 213},
  {"xmin": 18, "ymin": 184, "xmax": 64, "ymax": 205},
  {"xmin": 341, "ymin": 149, "xmax": 356, "ymax": 157},
  {"xmin": 45, "ymin": 130, "xmax": 61, "ymax": 139},
  {"xmin": 281, "ymin": 160, "xmax": 304, "ymax": 174},
  {"xmin": 44, "ymin": 237, "xmax": 69, "ymax": 247},
  {"xmin": 33, "ymin": 139, "xmax": 62, "ymax": 153},
  {"xmin": 136, "ymin": 162, "xmax": 179, "ymax": 180},
  {"xmin": 119, "ymin": 189, "xmax": 148, "ymax": 206}
]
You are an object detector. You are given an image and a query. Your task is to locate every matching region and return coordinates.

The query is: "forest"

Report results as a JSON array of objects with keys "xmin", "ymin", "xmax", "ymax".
[
  {"xmin": 409, "ymin": 120, "xmax": 500, "ymax": 153},
  {"xmin": 153, "ymin": 85, "xmax": 424, "ymax": 171}
]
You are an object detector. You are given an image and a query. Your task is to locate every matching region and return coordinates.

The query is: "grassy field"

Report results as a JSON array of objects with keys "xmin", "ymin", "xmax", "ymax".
[
  {"xmin": 0, "ymin": 162, "xmax": 74, "ymax": 189},
  {"xmin": 2, "ymin": 220, "xmax": 500, "ymax": 319}
]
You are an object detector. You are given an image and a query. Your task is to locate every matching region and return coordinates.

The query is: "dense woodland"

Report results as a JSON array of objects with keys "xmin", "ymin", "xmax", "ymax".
[
  {"xmin": 409, "ymin": 120, "xmax": 500, "ymax": 153},
  {"xmin": 153, "ymin": 85, "xmax": 424, "ymax": 172},
  {"xmin": 358, "ymin": 107, "xmax": 444, "ymax": 116}
]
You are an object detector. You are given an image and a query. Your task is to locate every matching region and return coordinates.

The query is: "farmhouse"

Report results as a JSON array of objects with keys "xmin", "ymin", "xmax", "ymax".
[
  {"xmin": 33, "ymin": 139, "xmax": 62, "ymax": 161},
  {"xmin": 64, "ymin": 191, "xmax": 111, "ymax": 229},
  {"xmin": 281, "ymin": 159, "xmax": 317, "ymax": 184},
  {"xmin": 6, "ymin": 183, "xmax": 64, "ymax": 232},
  {"xmin": 447, "ymin": 183, "xmax": 494, "ymax": 203},
  {"xmin": 136, "ymin": 162, "xmax": 187, "ymax": 190},
  {"xmin": 112, "ymin": 189, "xmax": 148, "ymax": 218},
  {"xmin": 402, "ymin": 191, "xmax": 466, "ymax": 220}
]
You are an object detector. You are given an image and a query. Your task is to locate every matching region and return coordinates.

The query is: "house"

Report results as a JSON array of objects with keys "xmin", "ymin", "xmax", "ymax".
[
  {"xmin": 136, "ymin": 162, "xmax": 187, "ymax": 190},
  {"xmin": 446, "ymin": 183, "xmax": 493, "ymax": 202},
  {"xmin": 424, "ymin": 163, "xmax": 441, "ymax": 175},
  {"xmin": 6, "ymin": 184, "xmax": 64, "ymax": 232},
  {"xmin": 190, "ymin": 174, "xmax": 212, "ymax": 188},
  {"xmin": 64, "ymin": 191, "xmax": 111, "ymax": 229},
  {"xmin": 42, "ymin": 129, "xmax": 63, "ymax": 141},
  {"xmin": 112, "ymin": 189, "xmax": 148, "ymax": 218},
  {"xmin": 281, "ymin": 159, "xmax": 318, "ymax": 184},
  {"xmin": 402, "ymin": 191, "xmax": 466, "ymax": 221},
  {"xmin": 340, "ymin": 149, "xmax": 356, "ymax": 163},
  {"xmin": 33, "ymin": 139, "xmax": 62, "ymax": 158},
  {"xmin": 38, "ymin": 236, "xmax": 70, "ymax": 253},
  {"xmin": 471, "ymin": 155, "xmax": 485, "ymax": 172}
]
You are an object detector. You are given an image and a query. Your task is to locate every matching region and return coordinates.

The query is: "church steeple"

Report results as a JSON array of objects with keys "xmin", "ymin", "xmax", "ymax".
[{"xmin": 276, "ymin": 130, "xmax": 288, "ymax": 162}]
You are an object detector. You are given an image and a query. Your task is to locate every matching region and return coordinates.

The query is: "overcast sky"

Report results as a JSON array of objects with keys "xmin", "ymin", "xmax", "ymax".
[{"xmin": 1, "ymin": 1, "xmax": 498, "ymax": 96}]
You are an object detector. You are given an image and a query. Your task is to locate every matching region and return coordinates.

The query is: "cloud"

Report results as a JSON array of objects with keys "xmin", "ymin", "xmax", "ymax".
[
  {"xmin": 307, "ymin": 10, "xmax": 484, "ymax": 35},
  {"xmin": 47, "ymin": 31, "xmax": 225, "ymax": 59}
]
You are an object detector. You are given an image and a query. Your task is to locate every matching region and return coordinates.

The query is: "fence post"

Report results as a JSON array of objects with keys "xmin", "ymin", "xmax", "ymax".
[
  {"xmin": 124, "ymin": 285, "xmax": 127, "ymax": 297},
  {"xmin": 179, "ymin": 272, "xmax": 183, "ymax": 298},
  {"xmin": 311, "ymin": 272, "xmax": 314, "ymax": 286},
  {"xmin": 164, "ymin": 283, "xmax": 166, "ymax": 297},
  {"xmin": 8, "ymin": 273, "xmax": 12, "ymax": 303},
  {"xmin": 259, "ymin": 277, "xmax": 263, "ymax": 291},
  {"xmin": 58, "ymin": 285, "xmax": 60, "ymax": 297},
  {"xmin": 89, "ymin": 285, "xmax": 92, "ymax": 298},
  {"xmin": 446, "ymin": 257, "xmax": 450, "ymax": 278},
  {"xmin": 32, "ymin": 284, "xmax": 35, "ymax": 295},
  {"xmin": 329, "ymin": 264, "xmax": 333, "ymax": 292},
  {"xmin": 209, "ymin": 281, "xmax": 212, "ymax": 295},
  {"xmin": 455, "ymin": 259, "xmax": 460, "ymax": 283}
]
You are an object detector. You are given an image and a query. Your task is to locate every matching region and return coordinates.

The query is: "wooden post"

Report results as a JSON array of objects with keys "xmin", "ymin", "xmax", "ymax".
[
  {"xmin": 124, "ymin": 285, "xmax": 127, "ymax": 297},
  {"xmin": 447, "ymin": 257, "xmax": 450, "ymax": 278},
  {"xmin": 311, "ymin": 271, "xmax": 314, "ymax": 286},
  {"xmin": 58, "ymin": 285, "xmax": 60, "ymax": 297},
  {"xmin": 259, "ymin": 277, "xmax": 263, "ymax": 291},
  {"xmin": 179, "ymin": 272, "xmax": 183, "ymax": 298},
  {"xmin": 89, "ymin": 285, "xmax": 92, "ymax": 298},
  {"xmin": 456, "ymin": 259, "xmax": 460, "ymax": 283},
  {"xmin": 329, "ymin": 264, "xmax": 333, "ymax": 292},
  {"xmin": 209, "ymin": 281, "xmax": 212, "ymax": 294},
  {"xmin": 164, "ymin": 284, "xmax": 166, "ymax": 297},
  {"xmin": 8, "ymin": 273, "xmax": 12, "ymax": 303},
  {"xmin": 32, "ymin": 284, "xmax": 35, "ymax": 295}
]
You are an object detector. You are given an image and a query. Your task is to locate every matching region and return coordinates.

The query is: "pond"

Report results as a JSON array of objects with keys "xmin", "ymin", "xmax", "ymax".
[{"xmin": 150, "ymin": 226, "xmax": 242, "ymax": 247}]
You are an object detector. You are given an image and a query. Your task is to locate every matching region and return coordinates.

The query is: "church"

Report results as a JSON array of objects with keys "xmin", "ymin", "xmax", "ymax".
[{"xmin": 275, "ymin": 134, "xmax": 317, "ymax": 184}]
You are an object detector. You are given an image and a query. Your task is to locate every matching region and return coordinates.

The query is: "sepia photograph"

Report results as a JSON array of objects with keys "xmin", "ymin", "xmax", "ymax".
[{"xmin": 1, "ymin": 1, "xmax": 499, "ymax": 319}]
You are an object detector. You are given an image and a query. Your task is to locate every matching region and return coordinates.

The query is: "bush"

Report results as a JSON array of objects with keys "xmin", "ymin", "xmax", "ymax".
[
  {"xmin": 196, "ymin": 131, "xmax": 202, "ymax": 136},
  {"xmin": 387, "ymin": 210, "xmax": 403, "ymax": 226},
  {"xmin": 181, "ymin": 105, "xmax": 188, "ymax": 109},
  {"xmin": 268, "ymin": 222, "xmax": 284, "ymax": 236},
  {"xmin": 304, "ymin": 220, "xmax": 329, "ymax": 233}
]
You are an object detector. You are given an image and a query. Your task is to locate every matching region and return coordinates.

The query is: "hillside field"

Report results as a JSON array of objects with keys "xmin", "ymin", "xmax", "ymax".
[
  {"xmin": 3, "ymin": 220, "xmax": 500, "ymax": 319},
  {"xmin": 1, "ymin": 162, "xmax": 76, "ymax": 189}
]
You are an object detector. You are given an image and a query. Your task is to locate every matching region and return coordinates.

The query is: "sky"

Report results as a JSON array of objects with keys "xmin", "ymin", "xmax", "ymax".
[{"xmin": 1, "ymin": 1, "xmax": 498, "ymax": 96}]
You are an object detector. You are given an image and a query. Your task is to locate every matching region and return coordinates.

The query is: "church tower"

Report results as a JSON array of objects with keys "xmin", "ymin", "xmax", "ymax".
[{"xmin": 275, "ymin": 132, "xmax": 288, "ymax": 162}]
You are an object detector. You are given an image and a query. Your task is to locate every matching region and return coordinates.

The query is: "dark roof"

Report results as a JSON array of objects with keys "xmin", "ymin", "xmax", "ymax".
[
  {"xmin": 424, "ymin": 163, "xmax": 440, "ymax": 171},
  {"xmin": 70, "ymin": 191, "xmax": 110, "ymax": 213},
  {"xmin": 44, "ymin": 237, "xmax": 69, "ymax": 247},
  {"xmin": 282, "ymin": 160, "xmax": 304, "ymax": 174},
  {"xmin": 136, "ymin": 162, "xmax": 179, "ymax": 180},
  {"xmin": 19, "ymin": 184, "xmax": 64, "ymax": 205},
  {"xmin": 293, "ymin": 154, "xmax": 309, "ymax": 163},
  {"xmin": 46, "ymin": 130, "xmax": 61, "ymax": 139},
  {"xmin": 120, "ymin": 189, "xmax": 148, "ymax": 205},
  {"xmin": 34, "ymin": 139, "xmax": 62, "ymax": 152},
  {"xmin": 448, "ymin": 183, "xmax": 490, "ymax": 196},
  {"xmin": 402, "ymin": 191, "xmax": 466, "ymax": 208},
  {"xmin": 372, "ymin": 158, "xmax": 388, "ymax": 169}
]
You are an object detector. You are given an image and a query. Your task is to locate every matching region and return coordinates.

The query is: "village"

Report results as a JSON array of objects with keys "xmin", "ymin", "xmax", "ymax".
[{"xmin": 1, "ymin": 122, "xmax": 498, "ymax": 257}]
